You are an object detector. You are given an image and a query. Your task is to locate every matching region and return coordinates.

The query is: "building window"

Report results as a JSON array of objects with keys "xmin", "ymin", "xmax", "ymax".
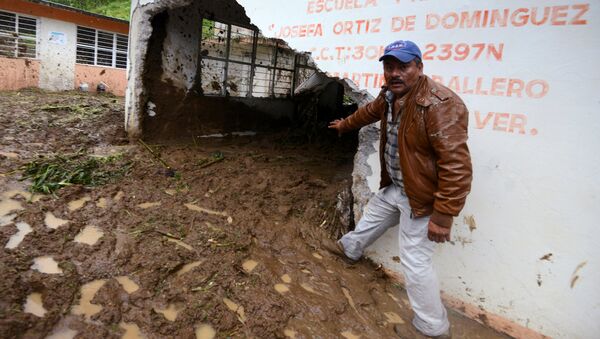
[
  {"xmin": 0, "ymin": 11, "xmax": 37, "ymax": 59},
  {"xmin": 76, "ymin": 26, "xmax": 128, "ymax": 69}
]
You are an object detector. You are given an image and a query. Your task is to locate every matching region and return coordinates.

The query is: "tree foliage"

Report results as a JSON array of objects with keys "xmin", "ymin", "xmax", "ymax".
[
  {"xmin": 51, "ymin": 0, "xmax": 112, "ymax": 11},
  {"xmin": 50, "ymin": 0, "xmax": 131, "ymax": 20}
]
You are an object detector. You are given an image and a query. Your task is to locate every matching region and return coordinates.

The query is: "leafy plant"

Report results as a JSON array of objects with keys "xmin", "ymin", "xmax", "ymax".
[{"xmin": 19, "ymin": 152, "xmax": 131, "ymax": 194}]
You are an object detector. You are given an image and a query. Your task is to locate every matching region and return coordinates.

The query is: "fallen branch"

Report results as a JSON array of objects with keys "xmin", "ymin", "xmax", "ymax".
[
  {"xmin": 138, "ymin": 139, "xmax": 172, "ymax": 170},
  {"xmin": 197, "ymin": 157, "xmax": 224, "ymax": 169},
  {"xmin": 154, "ymin": 229, "xmax": 182, "ymax": 240},
  {"xmin": 197, "ymin": 151, "xmax": 224, "ymax": 169}
]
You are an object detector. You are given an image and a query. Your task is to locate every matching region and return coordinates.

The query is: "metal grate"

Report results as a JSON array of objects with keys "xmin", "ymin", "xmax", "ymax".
[
  {"xmin": 201, "ymin": 58, "xmax": 226, "ymax": 96},
  {"xmin": 226, "ymin": 62, "xmax": 251, "ymax": 95},
  {"xmin": 97, "ymin": 49, "xmax": 113, "ymax": 67},
  {"xmin": 116, "ymin": 34, "xmax": 128, "ymax": 51},
  {"xmin": 0, "ymin": 11, "xmax": 16, "ymax": 33},
  {"xmin": 0, "ymin": 10, "xmax": 37, "ymax": 59},
  {"xmin": 116, "ymin": 34, "xmax": 128, "ymax": 68},
  {"xmin": 273, "ymin": 70, "xmax": 294, "ymax": 97},
  {"xmin": 255, "ymin": 39, "xmax": 275, "ymax": 67},
  {"xmin": 252, "ymin": 66, "xmax": 273, "ymax": 97},
  {"xmin": 197, "ymin": 19, "xmax": 311, "ymax": 99},
  {"xmin": 97, "ymin": 31, "xmax": 113, "ymax": 49},
  {"xmin": 76, "ymin": 26, "xmax": 95, "ymax": 65},
  {"xmin": 294, "ymin": 53, "xmax": 317, "ymax": 90},
  {"xmin": 200, "ymin": 20, "xmax": 228, "ymax": 59},
  {"xmin": 76, "ymin": 26, "xmax": 128, "ymax": 69},
  {"xmin": 229, "ymin": 24, "xmax": 253, "ymax": 64},
  {"xmin": 116, "ymin": 52, "xmax": 127, "ymax": 69},
  {"xmin": 275, "ymin": 47, "xmax": 295, "ymax": 70},
  {"xmin": 77, "ymin": 27, "xmax": 95, "ymax": 46}
]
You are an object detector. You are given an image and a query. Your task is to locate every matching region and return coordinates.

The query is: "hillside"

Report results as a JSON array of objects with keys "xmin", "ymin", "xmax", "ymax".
[{"xmin": 51, "ymin": 0, "xmax": 131, "ymax": 20}]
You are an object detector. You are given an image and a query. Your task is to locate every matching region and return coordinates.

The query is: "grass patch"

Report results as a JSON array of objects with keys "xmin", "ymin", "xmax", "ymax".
[
  {"xmin": 40, "ymin": 103, "xmax": 104, "ymax": 116},
  {"xmin": 19, "ymin": 152, "xmax": 132, "ymax": 194},
  {"xmin": 40, "ymin": 103, "xmax": 106, "ymax": 124}
]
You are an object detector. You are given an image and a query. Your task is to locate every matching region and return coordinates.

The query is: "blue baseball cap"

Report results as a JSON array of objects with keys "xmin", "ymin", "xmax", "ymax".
[{"xmin": 379, "ymin": 40, "xmax": 422, "ymax": 63}]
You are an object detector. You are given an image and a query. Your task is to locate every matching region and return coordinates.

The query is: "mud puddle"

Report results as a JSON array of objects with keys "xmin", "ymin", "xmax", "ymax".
[
  {"xmin": 44, "ymin": 212, "xmax": 69, "ymax": 229},
  {"xmin": 71, "ymin": 279, "xmax": 106, "ymax": 320},
  {"xmin": 116, "ymin": 276, "xmax": 140, "ymax": 294},
  {"xmin": 73, "ymin": 225, "xmax": 104, "ymax": 245},
  {"xmin": 5, "ymin": 221, "xmax": 32, "ymax": 249},
  {"xmin": 31, "ymin": 256, "xmax": 63, "ymax": 274},
  {"xmin": 24, "ymin": 293, "xmax": 47, "ymax": 317}
]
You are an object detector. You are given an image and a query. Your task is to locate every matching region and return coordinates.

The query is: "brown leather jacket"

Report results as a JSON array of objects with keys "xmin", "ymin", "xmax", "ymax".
[{"xmin": 339, "ymin": 76, "xmax": 472, "ymax": 228}]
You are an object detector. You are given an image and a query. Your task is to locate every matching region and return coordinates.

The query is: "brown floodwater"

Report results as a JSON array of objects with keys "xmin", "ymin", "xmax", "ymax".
[
  {"xmin": 115, "ymin": 276, "xmax": 140, "ymax": 294},
  {"xmin": 31, "ymin": 256, "xmax": 63, "ymax": 274},
  {"xmin": 195, "ymin": 324, "xmax": 216, "ymax": 339},
  {"xmin": 73, "ymin": 225, "xmax": 104, "ymax": 245},
  {"xmin": 119, "ymin": 322, "xmax": 144, "ymax": 339},
  {"xmin": 24, "ymin": 292, "xmax": 47, "ymax": 317},
  {"xmin": 67, "ymin": 196, "xmax": 91, "ymax": 211},
  {"xmin": 154, "ymin": 303, "xmax": 183, "ymax": 322},
  {"xmin": 242, "ymin": 259, "xmax": 258, "ymax": 273},
  {"xmin": 176, "ymin": 260, "xmax": 203, "ymax": 276},
  {"xmin": 5, "ymin": 221, "xmax": 32, "ymax": 249},
  {"xmin": 71, "ymin": 279, "xmax": 106, "ymax": 320},
  {"xmin": 137, "ymin": 201, "xmax": 162, "ymax": 209},
  {"xmin": 44, "ymin": 211, "xmax": 69, "ymax": 229}
]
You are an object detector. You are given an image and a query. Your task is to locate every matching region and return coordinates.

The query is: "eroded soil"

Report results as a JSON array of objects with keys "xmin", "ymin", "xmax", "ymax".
[{"xmin": 0, "ymin": 89, "xmax": 509, "ymax": 339}]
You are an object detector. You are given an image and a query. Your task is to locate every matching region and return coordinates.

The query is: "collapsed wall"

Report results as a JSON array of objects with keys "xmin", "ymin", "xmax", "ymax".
[
  {"xmin": 126, "ymin": 0, "xmax": 370, "ymax": 235},
  {"xmin": 125, "ymin": 0, "xmax": 338, "ymax": 141}
]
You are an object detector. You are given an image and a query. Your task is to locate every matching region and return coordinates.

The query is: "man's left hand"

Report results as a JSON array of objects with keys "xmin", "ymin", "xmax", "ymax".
[{"xmin": 427, "ymin": 220, "xmax": 451, "ymax": 243}]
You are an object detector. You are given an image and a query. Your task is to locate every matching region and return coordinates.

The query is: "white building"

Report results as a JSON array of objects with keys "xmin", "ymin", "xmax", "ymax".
[{"xmin": 0, "ymin": 0, "xmax": 129, "ymax": 95}]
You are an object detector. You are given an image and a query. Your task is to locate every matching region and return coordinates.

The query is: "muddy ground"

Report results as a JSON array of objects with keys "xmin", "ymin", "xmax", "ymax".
[{"xmin": 0, "ymin": 89, "xmax": 509, "ymax": 339}]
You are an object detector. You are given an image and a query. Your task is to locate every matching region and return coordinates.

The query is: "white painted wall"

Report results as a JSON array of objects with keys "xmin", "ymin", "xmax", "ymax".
[
  {"xmin": 161, "ymin": 4, "xmax": 200, "ymax": 90},
  {"xmin": 238, "ymin": 1, "xmax": 600, "ymax": 338},
  {"xmin": 38, "ymin": 18, "xmax": 76, "ymax": 91}
]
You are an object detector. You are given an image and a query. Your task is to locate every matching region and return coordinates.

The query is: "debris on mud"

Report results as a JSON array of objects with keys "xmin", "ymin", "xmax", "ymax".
[
  {"xmin": 19, "ymin": 152, "xmax": 131, "ymax": 194},
  {"xmin": 0, "ymin": 89, "xmax": 510, "ymax": 338}
]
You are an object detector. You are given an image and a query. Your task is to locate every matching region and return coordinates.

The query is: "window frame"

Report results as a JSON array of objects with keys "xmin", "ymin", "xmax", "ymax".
[
  {"xmin": 76, "ymin": 25, "xmax": 128, "ymax": 69},
  {"xmin": 0, "ymin": 10, "xmax": 39, "ymax": 59}
]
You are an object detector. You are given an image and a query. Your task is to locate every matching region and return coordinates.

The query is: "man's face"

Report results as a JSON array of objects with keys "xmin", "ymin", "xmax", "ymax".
[{"xmin": 383, "ymin": 57, "xmax": 423, "ymax": 96}]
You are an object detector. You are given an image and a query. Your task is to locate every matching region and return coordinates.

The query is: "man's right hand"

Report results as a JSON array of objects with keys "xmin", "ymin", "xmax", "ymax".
[
  {"xmin": 328, "ymin": 119, "xmax": 344, "ymax": 135},
  {"xmin": 427, "ymin": 220, "xmax": 451, "ymax": 243}
]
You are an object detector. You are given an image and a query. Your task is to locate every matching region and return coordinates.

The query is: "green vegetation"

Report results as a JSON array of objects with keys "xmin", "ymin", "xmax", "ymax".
[
  {"xmin": 40, "ymin": 103, "xmax": 106, "ymax": 124},
  {"xmin": 90, "ymin": 0, "xmax": 131, "ymax": 21},
  {"xmin": 51, "ymin": 0, "xmax": 131, "ymax": 20},
  {"xmin": 201, "ymin": 19, "xmax": 216, "ymax": 39},
  {"xmin": 343, "ymin": 94, "xmax": 355, "ymax": 105},
  {"xmin": 40, "ymin": 103, "xmax": 103, "ymax": 116},
  {"xmin": 20, "ymin": 152, "xmax": 131, "ymax": 194}
]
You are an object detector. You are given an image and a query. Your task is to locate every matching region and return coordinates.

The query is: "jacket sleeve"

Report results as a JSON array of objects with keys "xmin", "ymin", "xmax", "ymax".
[
  {"xmin": 339, "ymin": 91, "xmax": 386, "ymax": 133},
  {"xmin": 426, "ymin": 98, "xmax": 473, "ymax": 227}
]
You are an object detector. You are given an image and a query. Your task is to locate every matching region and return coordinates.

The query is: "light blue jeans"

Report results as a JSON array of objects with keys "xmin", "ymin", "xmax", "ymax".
[{"xmin": 339, "ymin": 185, "xmax": 450, "ymax": 336}]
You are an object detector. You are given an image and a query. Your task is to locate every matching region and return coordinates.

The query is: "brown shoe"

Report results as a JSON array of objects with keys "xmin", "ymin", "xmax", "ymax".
[
  {"xmin": 321, "ymin": 239, "xmax": 358, "ymax": 264},
  {"xmin": 393, "ymin": 323, "xmax": 421, "ymax": 338}
]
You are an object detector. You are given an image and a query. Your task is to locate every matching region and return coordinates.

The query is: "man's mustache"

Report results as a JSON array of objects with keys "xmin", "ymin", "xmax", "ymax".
[{"xmin": 389, "ymin": 78, "xmax": 404, "ymax": 84}]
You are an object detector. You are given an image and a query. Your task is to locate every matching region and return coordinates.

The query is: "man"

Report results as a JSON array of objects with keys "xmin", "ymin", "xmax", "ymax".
[{"xmin": 327, "ymin": 40, "xmax": 472, "ymax": 338}]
